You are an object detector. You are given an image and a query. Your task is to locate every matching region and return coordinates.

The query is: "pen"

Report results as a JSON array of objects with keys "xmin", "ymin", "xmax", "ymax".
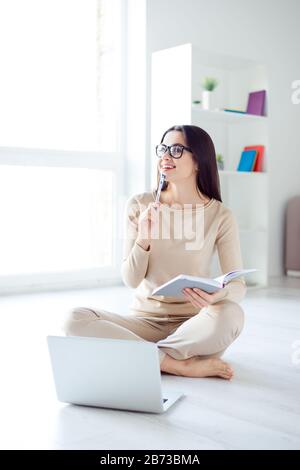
[{"xmin": 154, "ymin": 172, "xmax": 166, "ymax": 209}]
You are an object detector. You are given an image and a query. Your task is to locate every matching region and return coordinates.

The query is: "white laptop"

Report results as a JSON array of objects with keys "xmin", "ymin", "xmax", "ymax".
[{"xmin": 47, "ymin": 335, "xmax": 184, "ymax": 414}]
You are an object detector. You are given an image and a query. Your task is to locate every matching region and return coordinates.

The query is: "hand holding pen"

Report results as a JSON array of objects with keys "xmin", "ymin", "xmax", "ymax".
[
  {"xmin": 154, "ymin": 172, "xmax": 166, "ymax": 210},
  {"xmin": 136, "ymin": 172, "xmax": 165, "ymax": 250}
]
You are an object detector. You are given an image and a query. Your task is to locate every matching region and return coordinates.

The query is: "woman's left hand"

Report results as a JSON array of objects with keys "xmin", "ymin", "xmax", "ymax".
[{"xmin": 182, "ymin": 287, "xmax": 218, "ymax": 308}]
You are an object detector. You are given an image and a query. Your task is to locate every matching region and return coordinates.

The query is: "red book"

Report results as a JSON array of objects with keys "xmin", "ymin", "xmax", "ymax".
[{"xmin": 244, "ymin": 145, "xmax": 265, "ymax": 172}]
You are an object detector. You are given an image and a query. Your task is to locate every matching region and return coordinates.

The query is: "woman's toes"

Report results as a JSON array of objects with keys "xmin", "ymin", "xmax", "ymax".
[
  {"xmin": 180, "ymin": 356, "xmax": 235, "ymax": 379},
  {"xmin": 221, "ymin": 372, "xmax": 233, "ymax": 380},
  {"xmin": 219, "ymin": 362, "xmax": 234, "ymax": 380}
]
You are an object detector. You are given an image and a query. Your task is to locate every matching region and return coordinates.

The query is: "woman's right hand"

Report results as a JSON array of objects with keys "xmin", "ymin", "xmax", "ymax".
[{"xmin": 136, "ymin": 202, "xmax": 161, "ymax": 250}]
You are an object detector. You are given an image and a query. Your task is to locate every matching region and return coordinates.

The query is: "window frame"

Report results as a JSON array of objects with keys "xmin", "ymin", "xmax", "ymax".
[
  {"xmin": 0, "ymin": 0, "xmax": 129, "ymax": 294},
  {"xmin": 0, "ymin": 147, "xmax": 125, "ymax": 294}
]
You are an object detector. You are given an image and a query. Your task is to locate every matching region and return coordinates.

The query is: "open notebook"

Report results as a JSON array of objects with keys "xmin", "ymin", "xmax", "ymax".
[{"xmin": 151, "ymin": 269, "xmax": 257, "ymax": 298}]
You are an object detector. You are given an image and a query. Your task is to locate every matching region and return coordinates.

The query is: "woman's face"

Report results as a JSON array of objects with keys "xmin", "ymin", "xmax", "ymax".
[{"xmin": 158, "ymin": 131, "xmax": 197, "ymax": 182}]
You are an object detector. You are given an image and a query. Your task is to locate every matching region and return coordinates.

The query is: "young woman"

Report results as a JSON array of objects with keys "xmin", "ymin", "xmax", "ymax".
[{"xmin": 63, "ymin": 125, "xmax": 246, "ymax": 380}]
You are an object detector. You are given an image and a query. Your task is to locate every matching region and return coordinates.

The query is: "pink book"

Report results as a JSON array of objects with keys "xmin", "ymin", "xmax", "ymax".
[{"xmin": 246, "ymin": 90, "xmax": 266, "ymax": 116}]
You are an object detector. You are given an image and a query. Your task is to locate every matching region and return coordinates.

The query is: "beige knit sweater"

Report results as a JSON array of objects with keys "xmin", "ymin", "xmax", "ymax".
[{"xmin": 121, "ymin": 190, "xmax": 246, "ymax": 317}]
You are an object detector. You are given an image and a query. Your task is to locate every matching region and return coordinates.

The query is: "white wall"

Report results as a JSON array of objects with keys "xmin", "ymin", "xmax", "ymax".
[{"xmin": 145, "ymin": 0, "xmax": 300, "ymax": 278}]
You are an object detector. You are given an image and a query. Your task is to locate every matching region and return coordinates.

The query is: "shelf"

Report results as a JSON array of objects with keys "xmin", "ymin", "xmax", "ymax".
[
  {"xmin": 192, "ymin": 107, "xmax": 268, "ymax": 124},
  {"xmin": 218, "ymin": 170, "xmax": 267, "ymax": 176},
  {"xmin": 152, "ymin": 44, "xmax": 269, "ymax": 288}
]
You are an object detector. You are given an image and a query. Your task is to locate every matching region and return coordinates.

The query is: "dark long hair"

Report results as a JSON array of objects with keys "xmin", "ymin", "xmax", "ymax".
[{"xmin": 155, "ymin": 124, "xmax": 222, "ymax": 202}]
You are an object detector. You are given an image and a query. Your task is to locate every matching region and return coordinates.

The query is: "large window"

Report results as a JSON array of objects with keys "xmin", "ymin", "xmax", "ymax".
[
  {"xmin": 0, "ymin": 165, "xmax": 114, "ymax": 275},
  {"xmin": 0, "ymin": 0, "xmax": 122, "ymax": 151},
  {"xmin": 0, "ymin": 0, "xmax": 129, "ymax": 292}
]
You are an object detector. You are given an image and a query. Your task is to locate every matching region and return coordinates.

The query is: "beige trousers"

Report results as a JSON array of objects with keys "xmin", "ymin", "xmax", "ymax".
[{"xmin": 62, "ymin": 299, "xmax": 245, "ymax": 365}]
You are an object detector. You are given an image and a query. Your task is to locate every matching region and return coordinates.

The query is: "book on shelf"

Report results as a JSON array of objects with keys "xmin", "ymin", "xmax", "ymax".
[
  {"xmin": 246, "ymin": 90, "xmax": 266, "ymax": 116},
  {"xmin": 223, "ymin": 108, "xmax": 247, "ymax": 114},
  {"xmin": 244, "ymin": 145, "xmax": 265, "ymax": 172},
  {"xmin": 151, "ymin": 269, "xmax": 257, "ymax": 298},
  {"xmin": 237, "ymin": 149, "xmax": 257, "ymax": 172}
]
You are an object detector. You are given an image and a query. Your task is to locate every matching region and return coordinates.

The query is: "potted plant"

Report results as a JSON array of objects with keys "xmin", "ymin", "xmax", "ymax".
[
  {"xmin": 202, "ymin": 77, "xmax": 218, "ymax": 110},
  {"xmin": 216, "ymin": 153, "xmax": 224, "ymax": 170}
]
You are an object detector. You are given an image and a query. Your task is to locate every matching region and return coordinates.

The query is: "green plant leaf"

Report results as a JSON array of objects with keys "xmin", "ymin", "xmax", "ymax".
[{"xmin": 202, "ymin": 77, "xmax": 218, "ymax": 91}]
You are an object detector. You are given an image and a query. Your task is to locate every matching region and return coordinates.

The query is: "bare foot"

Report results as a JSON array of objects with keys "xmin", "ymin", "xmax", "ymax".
[
  {"xmin": 183, "ymin": 357, "xmax": 234, "ymax": 380},
  {"xmin": 161, "ymin": 354, "xmax": 234, "ymax": 380}
]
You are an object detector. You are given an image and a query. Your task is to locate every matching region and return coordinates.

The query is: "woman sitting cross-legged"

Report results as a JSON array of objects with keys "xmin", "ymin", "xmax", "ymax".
[{"xmin": 63, "ymin": 124, "xmax": 246, "ymax": 380}]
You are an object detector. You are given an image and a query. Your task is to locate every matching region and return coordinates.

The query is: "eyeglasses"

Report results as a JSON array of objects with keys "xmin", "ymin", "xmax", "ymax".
[{"xmin": 155, "ymin": 143, "xmax": 193, "ymax": 159}]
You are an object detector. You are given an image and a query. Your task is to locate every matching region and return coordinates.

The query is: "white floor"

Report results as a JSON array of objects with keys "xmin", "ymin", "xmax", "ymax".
[{"xmin": 0, "ymin": 277, "xmax": 300, "ymax": 450}]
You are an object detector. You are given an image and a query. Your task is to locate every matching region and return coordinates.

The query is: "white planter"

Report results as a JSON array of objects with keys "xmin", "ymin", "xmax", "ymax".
[{"xmin": 202, "ymin": 90, "xmax": 212, "ymax": 110}]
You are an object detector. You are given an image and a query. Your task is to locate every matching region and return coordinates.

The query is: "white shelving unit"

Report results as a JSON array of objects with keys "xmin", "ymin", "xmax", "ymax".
[
  {"xmin": 151, "ymin": 43, "xmax": 269, "ymax": 287},
  {"xmin": 191, "ymin": 107, "xmax": 267, "ymax": 124}
]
